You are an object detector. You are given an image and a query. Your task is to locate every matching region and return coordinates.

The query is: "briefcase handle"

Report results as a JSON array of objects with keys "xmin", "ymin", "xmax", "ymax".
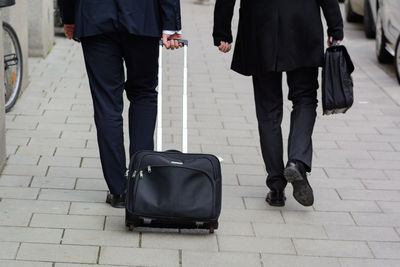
[
  {"xmin": 156, "ymin": 39, "xmax": 189, "ymax": 153},
  {"xmin": 331, "ymin": 40, "xmax": 341, "ymax": 46}
]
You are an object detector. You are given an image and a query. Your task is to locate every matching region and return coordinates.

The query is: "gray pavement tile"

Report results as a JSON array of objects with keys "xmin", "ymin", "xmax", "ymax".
[
  {"xmin": 47, "ymin": 166, "xmax": 103, "ymax": 179},
  {"xmin": 244, "ymin": 197, "xmax": 313, "ymax": 212},
  {"xmin": 262, "ymin": 254, "xmax": 341, "ymax": 267},
  {"xmin": 220, "ymin": 209, "xmax": 284, "ymax": 224},
  {"xmin": 17, "ymin": 243, "xmax": 99, "ymax": 264},
  {"xmin": 62, "ymin": 229, "xmax": 139, "ymax": 247},
  {"xmin": 218, "ymin": 235, "xmax": 295, "ymax": 254},
  {"xmin": 0, "ymin": 187, "xmax": 39, "ymax": 200},
  {"xmin": 237, "ymin": 175, "xmax": 266, "ymax": 186},
  {"xmin": 339, "ymin": 258, "xmax": 400, "ymax": 267},
  {"xmin": 16, "ymin": 145, "xmax": 56, "ymax": 156},
  {"xmin": 0, "ymin": 226, "xmax": 62, "ymax": 243},
  {"xmin": 0, "ymin": 175, "xmax": 32, "ymax": 187},
  {"xmin": 99, "ymin": 247, "xmax": 179, "ymax": 266},
  {"xmin": 182, "ymin": 251, "xmax": 262, "ymax": 267},
  {"xmin": 0, "ymin": 199, "xmax": 70, "ymax": 214},
  {"xmin": 324, "ymin": 225, "xmax": 399, "ymax": 242},
  {"xmin": 362, "ymin": 180, "xmax": 400, "ymax": 190},
  {"xmin": 351, "ymin": 212, "xmax": 400, "ymax": 227},
  {"xmin": 314, "ymin": 149, "xmax": 372, "ymax": 160},
  {"xmin": 38, "ymin": 189, "xmax": 106, "ymax": 202},
  {"xmin": 75, "ymin": 179, "xmax": 108, "ymax": 191},
  {"xmin": 55, "ymin": 264, "xmax": 125, "ymax": 267},
  {"xmin": 69, "ymin": 203, "xmax": 124, "ymax": 217},
  {"xmin": 377, "ymin": 201, "xmax": 400, "ymax": 213},
  {"xmin": 81, "ymin": 158, "xmax": 102, "ymax": 168},
  {"xmin": 324, "ymin": 168, "xmax": 388, "ymax": 179},
  {"xmin": 0, "ymin": 260, "xmax": 53, "ymax": 267},
  {"xmin": 222, "ymin": 196, "xmax": 245, "ymax": 209},
  {"xmin": 282, "ymin": 211, "xmax": 355, "ymax": 226},
  {"xmin": 37, "ymin": 123, "xmax": 90, "ymax": 132},
  {"xmin": 311, "ymin": 177, "xmax": 365, "ymax": 189},
  {"xmin": 368, "ymin": 242, "xmax": 400, "ymax": 259},
  {"xmin": 142, "ymin": 232, "xmax": 218, "ymax": 252},
  {"xmin": 293, "ymin": 239, "xmax": 373, "ymax": 258},
  {"xmin": 253, "ymin": 223, "xmax": 327, "ymax": 239},
  {"xmin": 6, "ymin": 155, "xmax": 40, "ymax": 165},
  {"xmin": 337, "ymin": 188, "xmax": 400, "ymax": 201},
  {"xmin": 5, "ymin": 129, "xmax": 61, "ymax": 139},
  {"xmin": 384, "ymin": 170, "xmax": 400, "ymax": 179},
  {"xmin": 1, "ymin": 165, "xmax": 47, "ymax": 177},
  {"xmin": 0, "ymin": 242, "xmax": 19, "ymax": 260},
  {"xmin": 336, "ymin": 140, "xmax": 394, "ymax": 151},
  {"xmin": 215, "ymin": 221, "xmax": 254, "ymax": 236},
  {"xmin": 313, "ymin": 199, "xmax": 381, "ymax": 213},
  {"xmin": 222, "ymin": 185, "xmax": 268, "ymax": 198},
  {"xmin": 30, "ymin": 176, "xmax": 76, "ymax": 189},
  {"xmin": 104, "ymin": 216, "xmax": 125, "ymax": 231},
  {"xmin": 3, "ymin": 136, "xmax": 30, "ymax": 146},
  {"xmin": 30, "ymin": 214, "xmax": 105, "ymax": 230},
  {"xmin": 55, "ymin": 147, "xmax": 99, "ymax": 158},
  {"xmin": 38, "ymin": 156, "xmax": 82, "ymax": 168}
]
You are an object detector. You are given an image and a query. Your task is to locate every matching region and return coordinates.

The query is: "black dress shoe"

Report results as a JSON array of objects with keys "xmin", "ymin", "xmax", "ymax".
[
  {"xmin": 106, "ymin": 193, "xmax": 126, "ymax": 208},
  {"xmin": 266, "ymin": 190, "xmax": 286, "ymax": 207},
  {"xmin": 284, "ymin": 161, "xmax": 314, "ymax": 206}
]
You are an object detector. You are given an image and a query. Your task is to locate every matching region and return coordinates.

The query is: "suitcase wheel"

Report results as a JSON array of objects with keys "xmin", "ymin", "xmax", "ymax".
[
  {"xmin": 209, "ymin": 227, "xmax": 214, "ymax": 234},
  {"xmin": 128, "ymin": 225, "xmax": 135, "ymax": 232}
]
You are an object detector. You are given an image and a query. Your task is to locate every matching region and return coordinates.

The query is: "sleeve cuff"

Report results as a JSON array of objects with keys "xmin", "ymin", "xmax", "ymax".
[{"xmin": 163, "ymin": 30, "xmax": 182, "ymax": 35}]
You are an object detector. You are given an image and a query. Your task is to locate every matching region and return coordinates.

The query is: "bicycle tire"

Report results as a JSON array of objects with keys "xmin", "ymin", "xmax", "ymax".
[{"xmin": 3, "ymin": 21, "xmax": 23, "ymax": 113}]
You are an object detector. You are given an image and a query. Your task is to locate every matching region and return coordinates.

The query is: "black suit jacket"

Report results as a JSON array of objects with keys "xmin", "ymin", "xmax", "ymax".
[
  {"xmin": 213, "ymin": 0, "xmax": 344, "ymax": 75},
  {"xmin": 59, "ymin": 0, "xmax": 181, "ymax": 39}
]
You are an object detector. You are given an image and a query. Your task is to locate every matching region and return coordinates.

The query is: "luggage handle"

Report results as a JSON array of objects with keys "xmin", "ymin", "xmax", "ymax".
[{"xmin": 157, "ymin": 39, "xmax": 189, "ymax": 153}]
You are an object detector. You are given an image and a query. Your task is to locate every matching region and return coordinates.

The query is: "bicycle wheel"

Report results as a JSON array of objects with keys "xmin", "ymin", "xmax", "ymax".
[{"xmin": 3, "ymin": 21, "xmax": 23, "ymax": 113}]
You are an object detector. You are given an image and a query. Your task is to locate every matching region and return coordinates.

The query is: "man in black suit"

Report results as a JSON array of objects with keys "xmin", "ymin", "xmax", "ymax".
[
  {"xmin": 213, "ymin": 0, "xmax": 344, "ymax": 207},
  {"xmin": 59, "ymin": 0, "xmax": 182, "ymax": 208}
]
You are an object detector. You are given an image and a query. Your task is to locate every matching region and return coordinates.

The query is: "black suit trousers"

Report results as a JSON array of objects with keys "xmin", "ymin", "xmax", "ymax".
[
  {"xmin": 252, "ymin": 68, "xmax": 319, "ymax": 192},
  {"xmin": 81, "ymin": 32, "xmax": 159, "ymax": 195}
]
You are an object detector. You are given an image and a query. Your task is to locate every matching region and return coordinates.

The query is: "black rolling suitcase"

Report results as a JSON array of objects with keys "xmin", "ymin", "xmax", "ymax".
[{"xmin": 125, "ymin": 40, "xmax": 222, "ymax": 233}]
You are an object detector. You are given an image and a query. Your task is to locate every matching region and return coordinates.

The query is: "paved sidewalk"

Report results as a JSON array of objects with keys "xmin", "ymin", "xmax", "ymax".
[{"xmin": 1, "ymin": 1, "xmax": 400, "ymax": 266}]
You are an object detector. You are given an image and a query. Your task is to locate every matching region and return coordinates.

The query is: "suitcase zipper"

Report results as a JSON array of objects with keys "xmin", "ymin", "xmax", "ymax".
[{"xmin": 133, "ymin": 152, "xmax": 220, "ymax": 182}]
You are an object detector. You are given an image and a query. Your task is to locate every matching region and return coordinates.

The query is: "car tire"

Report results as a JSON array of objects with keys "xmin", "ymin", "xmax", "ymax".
[
  {"xmin": 375, "ymin": 8, "xmax": 393, "ymax": 64},
  {"xmin": 395, "ymin": 36, "xmax": 400, "ymax": 84},
  {"xmin": 345, "ymin": 0, "xmax": 363, "ymax": 23},
  {"xmin": 364, "ymin": 0, "xmax": 376, "ymax": 39}
]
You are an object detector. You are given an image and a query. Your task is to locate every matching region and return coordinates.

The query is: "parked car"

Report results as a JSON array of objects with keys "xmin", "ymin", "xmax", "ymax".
[
  {"xmin": 344, "ymin": 0, "xmax": 377, "ymax": 38},
  {"xmin": 375, "ymin": 0, "xmax": 400, "ymax": 83}
]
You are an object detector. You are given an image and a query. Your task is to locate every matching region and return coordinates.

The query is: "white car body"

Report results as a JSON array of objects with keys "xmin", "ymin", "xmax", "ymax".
[
  {"xmin": 378, "ymin": 0, "xmax": 400, "ymax": 53},
  {"xmin": 348, "ymin": 0, "xmax": 377, "ymax": 20}
]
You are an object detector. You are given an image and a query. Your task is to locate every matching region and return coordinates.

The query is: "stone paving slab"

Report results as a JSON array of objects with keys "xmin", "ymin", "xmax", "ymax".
[{"xmin": 1, "ymin": 0, "xmax": 400, "ymax": 266}]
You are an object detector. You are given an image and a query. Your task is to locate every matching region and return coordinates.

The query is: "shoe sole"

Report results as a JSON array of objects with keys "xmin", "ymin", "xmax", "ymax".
[
  {"xmin": 111, "ymin": 203, "xmax": 125, "ymax": 209},
  {"xmin": 266, "ymin": 198, "xmax": 285, "ymax": 207},
  {"xmin": 284, "ymin": 166, "xmax": 314, "ymax": 207}
]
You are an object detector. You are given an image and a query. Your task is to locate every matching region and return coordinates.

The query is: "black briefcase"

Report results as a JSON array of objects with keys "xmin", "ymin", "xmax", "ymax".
[
  {"xmin": 322, "ymin": 42, "xmax": 355, "ymax": 115},
  {"xmin": 125, "ymin": 40, "xmax": 222, "ymax": 233}
]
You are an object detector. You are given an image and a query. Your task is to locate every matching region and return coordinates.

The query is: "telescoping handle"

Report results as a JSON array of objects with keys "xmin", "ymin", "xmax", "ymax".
[{"xmin": 157, "ymin": 39, "xmax": 189, "ymax": 153}]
